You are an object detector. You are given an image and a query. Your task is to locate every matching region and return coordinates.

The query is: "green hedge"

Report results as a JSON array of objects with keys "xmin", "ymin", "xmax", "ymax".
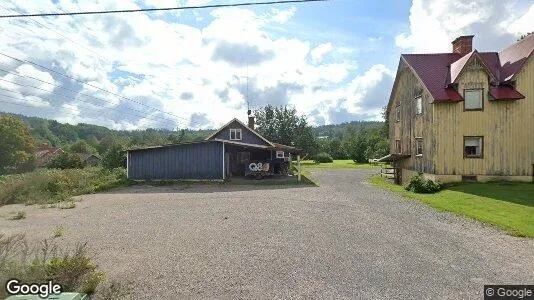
[{"xmin": 312, "ymin": 152, "xmax": 334, "ymax": 163}]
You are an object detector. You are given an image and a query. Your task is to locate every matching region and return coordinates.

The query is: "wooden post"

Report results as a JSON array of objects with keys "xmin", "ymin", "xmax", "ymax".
[{"xmin": 297, "ymin": 155, "xmax": 301, "ymax": 181}]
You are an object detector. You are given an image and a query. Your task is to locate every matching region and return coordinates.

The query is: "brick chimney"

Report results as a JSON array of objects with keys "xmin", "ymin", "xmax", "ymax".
[
  {"xmin": 248, "ymin": 115, "xmax": 255, "ymax": 130},
  {"xmin": 452, "ymin": 35, "xmax": 474, "ymax": 55}
]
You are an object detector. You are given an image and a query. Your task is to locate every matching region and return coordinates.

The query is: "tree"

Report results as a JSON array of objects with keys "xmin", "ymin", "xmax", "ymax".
[
  {"xmin": 254, "ymin": 105, "xmax": 318, "ymax": 155},
  {"xmin": 102, "ymin": 145, "xmax": 126, "ymax": 169},
  {"xmin": 0, "ymin": 116, "xmax": 36, "ymax": 174},
  {"xmin": 381, "ymin": 105, "xmax": 389, "ymax": 139},
  {"xmin": 46, "ymin": 152, "xmax": 85, "ymax": 169},
  {"xmin": 344, "ymin": 128, "xmax": 368, "ymax": 163},
  {"xmin": 70, "ymin": 140, "xmax": 97, "ymax": 154}
]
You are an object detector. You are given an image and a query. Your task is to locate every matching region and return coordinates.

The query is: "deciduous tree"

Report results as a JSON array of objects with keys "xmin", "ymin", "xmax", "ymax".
[{"xmin": 0, "ymin": 116, "xmax": 36, "ymax": 174}]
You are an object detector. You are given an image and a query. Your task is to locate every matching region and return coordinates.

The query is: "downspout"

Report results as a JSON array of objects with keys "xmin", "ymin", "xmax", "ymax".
[
  {"xmin": 222, "ymin": 142, "xmax": 226, "ymax": 180},
  {"xmin": 126, "ymin": 151, "xmax": 129, "ymax": 179}
]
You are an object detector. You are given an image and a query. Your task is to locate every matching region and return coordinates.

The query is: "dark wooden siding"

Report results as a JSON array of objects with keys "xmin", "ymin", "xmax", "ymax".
[
  {"xmin": 389, "ymin": 62, "xmax": 436, "ymax": 173},
  {"xmin": 208, "ymin": 120, "xmax": 271, "ymax": 146},
  {"xmin": 128, "ymin": 142, "xmax": 223, "ymax": 180}
]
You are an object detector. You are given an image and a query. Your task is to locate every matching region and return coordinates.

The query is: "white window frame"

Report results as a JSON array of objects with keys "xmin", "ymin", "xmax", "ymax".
[
  {"xmin": 415, "ymin": 138, "xmax": 423, "ymax": 156},
  {"xmin": 464, "ymin": 136, "xmax": 483, "ymax": 158},
  {"xmin": 229, "ymin": 128, "xmax": 242, "ymax": 141},
  {"xmin": 415, "ymin": 96, "xmax": 423, "ymax": 115},
  {"xmin": 464, "ymin": 89, "xmax": 483, "ymax": 111},
  {"xmin": 276, "ymin": 151, "xmax": 285, "ymax": 158}
]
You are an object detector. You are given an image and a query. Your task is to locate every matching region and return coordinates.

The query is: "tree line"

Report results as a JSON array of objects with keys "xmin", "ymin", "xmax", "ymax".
[
  {"xmin": 254, "ymin": 105, "xmax": 389, "ymax": 162},
  {"xmin": 0, "ymin": 106, "xmax": 389, "ymax": 174}
]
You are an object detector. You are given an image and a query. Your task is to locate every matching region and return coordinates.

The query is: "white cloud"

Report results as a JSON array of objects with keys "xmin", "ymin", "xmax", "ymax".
[
  {"xmin": 310, "ymin": 42, "xmax": 333, "ymax": 63},
  {"xmin": 503, "ymin": 4, "xmax": 534, "ymax": 35},
  {"xmin": 270, "ymin": 7, "xmax": 296, "ymax": 24},
  {"xmin": 396, "ymin": 0, "xmax": 534, "ymax": 53},
  {"xmin": 5, "ymin": 0, "xmax": 529, "ymax": 130}
]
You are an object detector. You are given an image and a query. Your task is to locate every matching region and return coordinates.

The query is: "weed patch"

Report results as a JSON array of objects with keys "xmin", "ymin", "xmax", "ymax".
[
  {"xmin": 0, "ymin": 167, "xmax": 126, "ymax": 206},
  {"xmin": 0, "ymin": 234, "xmax": 104, "ymax": 298},
  {"xmin": 7, "ymin": 211, "xmax": 26, "ymax": 220},
  {"xmin": 53, "ymin": 225, "xmax": 65, "ymax": 238}
]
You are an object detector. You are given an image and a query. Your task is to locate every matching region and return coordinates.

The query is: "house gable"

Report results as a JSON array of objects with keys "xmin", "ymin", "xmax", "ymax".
[
  {"xmin": 205, "ymin": 119, "xmax": 273, "ymax": 147},
  {"xmin": 450, "ymin": 51, "xmax": 497, "ymax": 84}
]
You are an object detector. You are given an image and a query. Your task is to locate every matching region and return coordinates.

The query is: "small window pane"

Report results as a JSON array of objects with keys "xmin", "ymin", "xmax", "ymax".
[
  {"xmin": 416, "ymin": 139, "xmax": 423, "ymax": 156},
  {"xmin": 396, "ymin": 106, "xmax": 400, "ymax": 121},
  {"xmin": 464, "ymin": 137, "xmax": 482, "ymax": 157},
  {"xmin": 415, "ymin": 97, "xmax": 422, "ymax": 115},
  {"xmin": 465, "ymin": 90, "xmax": 482, "ymax": 110}
]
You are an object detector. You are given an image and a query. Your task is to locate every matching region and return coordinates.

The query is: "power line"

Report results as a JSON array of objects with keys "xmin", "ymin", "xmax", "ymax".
[
  {"xmin": 0, "ymin": 92, "xmax": 178, "ymax": 129},
  {"xmin": 0, "ymin": 3, "xmax": 111, "ymax": 63},
  {"xmin": 0, "ymin": 72, "xmax": 187, "ymax": 128},
  {"xmin": 0, "ymin": 52, "xmax": 201, "ymax": 126},
  {"xmin": 0, "ymin": 0, "xmax": 327, "ymax": 18},
  {"xmin": 0, "ymin": 81, "xmax": 181, "ymax": 128}
]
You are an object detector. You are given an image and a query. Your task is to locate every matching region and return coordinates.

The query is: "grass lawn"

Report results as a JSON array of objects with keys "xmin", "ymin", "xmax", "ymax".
[
  {"xmin": 298, "ymin": 159, "xmax": 383, "ymax": 169},
  {"xmin": 368, "ymin": 175, "xmax": 534, "ymax": 238}
]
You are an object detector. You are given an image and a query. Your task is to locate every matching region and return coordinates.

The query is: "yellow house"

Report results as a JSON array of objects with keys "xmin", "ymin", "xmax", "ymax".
[{"xmin": 385, "ymin": 34, "xmax": 534, "ymax": 184}]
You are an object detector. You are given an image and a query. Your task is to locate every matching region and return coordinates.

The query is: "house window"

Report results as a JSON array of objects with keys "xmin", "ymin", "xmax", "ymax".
[
  {"xmin": 229, "ymin": 129, "xmax": 242, "ymax": 140},
  {"xmin": 415, "ymin": 96, "xmax": 423, "ymax": 115},
  {"xmin": 464, "ymin": 89, "xmax": 483, "ymax": 110},
  {"xmin": 415, "ymin": 138, "xmax": 423, "ymax": 156},
  {"xmin": 276, "ymin": 151, "xmax": 285, "ymax": 158},
  {"xmin": 395, "ymin": 140, "xmax": 401, "ymax": 154},
  {"xmin": 464, "ymin": 136, "xmax": 483, "ymax": 158},
  {"xmin": 395, "ymin": 105, "xmax": 401, "ymax": 122}
]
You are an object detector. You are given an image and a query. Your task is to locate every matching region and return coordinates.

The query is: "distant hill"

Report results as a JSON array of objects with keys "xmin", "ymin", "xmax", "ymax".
[
  {"xmin": 313, "ymin": 121, "xmax": 385, "ymax": 140},
  {"xmin": 1, "ymin": 112, "xmax": 385, "ymax": 152},
  {"xmin": 0, "ymin": 112, "xmax": 215, "ymax": 151}
]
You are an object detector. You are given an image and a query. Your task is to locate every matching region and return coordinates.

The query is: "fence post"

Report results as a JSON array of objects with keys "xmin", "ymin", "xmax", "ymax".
[{"xmin": 297, "ymin": 155, "xmax": 301, "ymax": 181}]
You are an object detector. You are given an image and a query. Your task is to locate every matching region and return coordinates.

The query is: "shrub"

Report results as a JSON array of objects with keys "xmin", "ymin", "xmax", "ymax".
[
  {"xmin": 312, "ymin": 152, "xmax": 334, "ymax": 163},
  {"xmin": 0, "ymin": 167, "xmax": 127, "ymax": 206},
  {"xmin": 102, "ymin": 146, "xmax": 126, "ymax": 170},
  {"xmin": 46, "ymin": 153, "xmax": 85, "ymax": 170},
  {"xmin": 0, "ymin": 234, "xmax": 103, "ymax": 298},
  {"xmin": 405, "ymin": 173, "xmax": 441, "ymax": 194}
]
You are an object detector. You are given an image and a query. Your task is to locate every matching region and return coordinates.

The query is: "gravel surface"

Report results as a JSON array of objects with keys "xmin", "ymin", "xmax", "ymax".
[{"xmin": 1, "ymin": 169, "xmax": 533, "ymax": 299}]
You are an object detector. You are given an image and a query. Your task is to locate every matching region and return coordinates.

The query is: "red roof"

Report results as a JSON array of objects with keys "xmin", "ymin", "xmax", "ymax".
[
  {"xmin": 489, "ymin": 86, "xmax": 525, "ymax": 100},
  {"xmin": 393, "ymin": 34, "xmax": 534, "ymax": 105}
]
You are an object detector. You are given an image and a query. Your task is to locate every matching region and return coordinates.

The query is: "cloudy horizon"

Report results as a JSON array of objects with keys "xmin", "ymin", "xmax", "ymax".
[{"xmin": 0, "ymin": 0, "xmax": 532, "ymax": 130}]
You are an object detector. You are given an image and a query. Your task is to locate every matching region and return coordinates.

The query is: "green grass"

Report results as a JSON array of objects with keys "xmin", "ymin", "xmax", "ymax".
[
  {"xmin": 298, "ymin": 159, "xmax": 383, "ymax": 169},
  {"xmin": 368, "ymin": 175, "xmax": 534, "ymax": 237}
]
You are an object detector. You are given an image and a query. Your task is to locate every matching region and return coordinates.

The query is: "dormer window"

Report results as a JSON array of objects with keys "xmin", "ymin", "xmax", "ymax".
[
  {"xmin": 230, "ymin": 128, "xmax": 242, "ymax": 140},
  {"xmin": 464, "ymin": 89, "xmax": 483, "ymax": 111}
]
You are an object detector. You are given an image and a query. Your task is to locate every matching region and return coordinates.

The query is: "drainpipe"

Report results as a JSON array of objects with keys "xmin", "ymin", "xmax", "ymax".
[{"xmin": 222, "ymin": 142, "xmax": 226, "ymax": 180}]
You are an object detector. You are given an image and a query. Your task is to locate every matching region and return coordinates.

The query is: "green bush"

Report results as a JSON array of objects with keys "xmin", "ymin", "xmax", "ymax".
[
  {"xmin": 0, "ymin": 234, "xmax": 104, "ymax": 298},
  {"xmin": 405, "ymin": 173, "xmax": 441, "ymax": 194},
  {"xmin": 312, "ymin": 152, "xmax": 334, "ymax": 163},
  {"xmin": 46, "ymin": 153, "xmax": 85, "ymax": 170},
  {"xmin": 0, "ymin": 167, "xmax": 127, "ymax": 206},
  {"xmin": 102, "ymin": 146, "xmax": 126, "ymax": 170}
]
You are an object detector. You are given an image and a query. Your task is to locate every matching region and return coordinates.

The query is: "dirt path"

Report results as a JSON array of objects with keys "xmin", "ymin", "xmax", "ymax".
[{"xmin": 1, "ymin": 169, "xmax": 532, "ymax": 299}]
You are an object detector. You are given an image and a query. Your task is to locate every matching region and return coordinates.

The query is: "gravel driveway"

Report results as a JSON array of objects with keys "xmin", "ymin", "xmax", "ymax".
[{"xmin": 1, "ymin": 169, "xmax": 533, "ymax": 299}]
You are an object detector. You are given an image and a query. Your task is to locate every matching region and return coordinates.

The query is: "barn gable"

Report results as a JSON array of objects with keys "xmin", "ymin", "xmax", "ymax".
[{"xmin": 205, "ymin": 118, "xmax": 274, "ymax": 147}]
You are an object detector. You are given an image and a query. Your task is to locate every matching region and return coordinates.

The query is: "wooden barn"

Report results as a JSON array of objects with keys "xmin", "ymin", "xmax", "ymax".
[
  {"xmin": 383, "ymin": 34, "xmax": 534, "ymax": 183},
  {"xmin": 126, "ymin": 116, "xmax": 304, "ymax": 180}
]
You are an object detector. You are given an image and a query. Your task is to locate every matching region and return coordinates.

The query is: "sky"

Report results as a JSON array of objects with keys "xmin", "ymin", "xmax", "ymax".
[{"xmin": 0, "ymin": 0, "xmax": 532, "ymax": 130}]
